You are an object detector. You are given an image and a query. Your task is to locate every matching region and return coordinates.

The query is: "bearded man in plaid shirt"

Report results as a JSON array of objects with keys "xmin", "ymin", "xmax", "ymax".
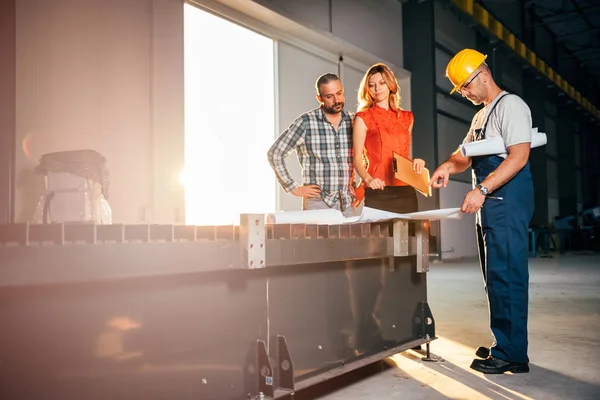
[{"xmin": 267, "ymin": 73, "xmax": 358, "ymax": 216}]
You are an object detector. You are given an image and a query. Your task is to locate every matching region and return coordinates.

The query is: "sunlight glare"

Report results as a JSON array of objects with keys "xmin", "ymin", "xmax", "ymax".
[
  {"xmin": 386, "ymin": 337, "xmax": 536, "ymax": 400},
  {"xmin": 183, "ymin": 5, "xmax": 276, "ymax": 225}
]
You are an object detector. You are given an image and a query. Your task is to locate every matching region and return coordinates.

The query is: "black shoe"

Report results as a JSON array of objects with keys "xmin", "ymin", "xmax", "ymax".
[
  {"xmin": 411, "ymin": 345, "xmax": 423, "ymax": 351},
  {"xmin": 476, "ymin": 346, "xmax": 490, "ymax": 358},
  {"xmin": 470, "ymin": 356, "xmax": 529, "ymax": 374}
]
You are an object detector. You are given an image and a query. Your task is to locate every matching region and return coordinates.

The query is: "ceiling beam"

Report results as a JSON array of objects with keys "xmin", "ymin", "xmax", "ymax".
[
  {"xmin": 559, "ymin": 52, "xmax": 600, "ymax": 60},
  {"xmin": 569, "ymin": 0, "xmax": 600, "ymax": 47},
  {"xmin": 529, "ymin": 3, "xmax": 600, "ymax": 19},
  {"xmin": 559, "ymin": 46, "xmax": 600, "ymax": 58},
  {"xmin": 526, "ymin": 4, "xmax": 600, "ymax": 28},
  {"xmin": 557, "ymin": 26, "xmax": 600, "ymax": 41},
  {"xmin": 579, "ymin": 54, "xmax": 600, "ymax": 63},
  {"xmin": 568, "ymin": 0, "xmax": 596, "ymax": 32}
]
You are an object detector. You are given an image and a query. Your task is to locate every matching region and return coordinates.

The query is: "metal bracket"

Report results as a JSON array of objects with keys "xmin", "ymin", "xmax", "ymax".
[
  {"xmin": 412, "ymin": 301, "xmax": 435, "ymax": 340},
  {"xmin": 257, "ymin": 340, "xmax": 274, "ymax": 398},
  {"xmin": 415, "ymin": 221, "xmax": 429, "ymax": 273},
  {"xmin": 277, "ymin": 336, "xmax": 294, "ymax": 391},
  {"xmin": 240, "ymin": 214, "xmax": 266, "ymax": 269},
  {"xmin": 393, "ymin": 220, "xmax": 409, "ymax": 257}
]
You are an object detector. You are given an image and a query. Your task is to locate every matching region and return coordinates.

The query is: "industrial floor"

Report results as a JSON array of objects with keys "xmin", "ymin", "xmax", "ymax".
[{"xmin": 310, "ymin": 252, "xmax": 600, "ymax": 400}]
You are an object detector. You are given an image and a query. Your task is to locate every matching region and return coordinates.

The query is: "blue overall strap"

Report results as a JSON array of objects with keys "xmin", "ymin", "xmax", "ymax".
[{"xmin": 475, "ymin": 92, "xmax": 510, "ymax": 141}]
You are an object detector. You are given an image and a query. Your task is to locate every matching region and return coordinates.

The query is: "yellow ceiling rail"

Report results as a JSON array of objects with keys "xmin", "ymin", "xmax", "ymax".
[
  {"xmin": 489, "ymin": 17, "xmax": 503, "ymax": 39},
  {"xmin": 450, "ymin": 0, "xmax": 599, "ymax": 120},
  {"xmin": 526, "ymin": 48, "xmax": 537, "ymax": 67},
  {"xmin": 515, "ymin": 39, "xmax": 527, "ymax": 59},
  {"xmin": 536, "ymin": 58, "xmax": 546, "ymax": 73},
  {"xmin": 473, "ymin": 3, "xmax": 489, "ymax": 28},
  {"xmin": 504, "ymin": 31, "xmax": 516, "ymax": 50},
  {"xmin": 453, "ymin": 0, "xmax": 474, "ymax": 14}
]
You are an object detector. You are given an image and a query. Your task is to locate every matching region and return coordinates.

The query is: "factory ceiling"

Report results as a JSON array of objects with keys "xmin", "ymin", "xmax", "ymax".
[{"xmin": 480, "ymin": 0, "xmax": 600, "ymax": 106}]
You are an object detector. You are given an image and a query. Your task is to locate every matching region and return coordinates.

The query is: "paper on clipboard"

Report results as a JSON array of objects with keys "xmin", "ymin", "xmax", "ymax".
[{"xmin": 392, "ymin": 152, "xmax": 432, "ymax": 197}]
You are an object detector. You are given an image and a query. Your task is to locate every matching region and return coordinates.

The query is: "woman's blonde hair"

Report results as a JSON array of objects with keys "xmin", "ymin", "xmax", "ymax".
[{"xmin": 357, "ymin": 63, "xmax": 401, "ymax": 112}]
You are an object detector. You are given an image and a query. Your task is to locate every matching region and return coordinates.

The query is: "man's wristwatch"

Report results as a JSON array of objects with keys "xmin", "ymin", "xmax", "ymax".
[{"xmin": 476, "ymin": 184, "xmax": 489, "ymax": 196}]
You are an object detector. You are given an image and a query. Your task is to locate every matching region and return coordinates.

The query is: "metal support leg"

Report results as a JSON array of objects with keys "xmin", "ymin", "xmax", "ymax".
[
  {"xmin": 257, "ymin": 340, "xmax": 274, "ymax": 399},
  {"xmin": 412, "ymin": 301, "xmax": 443, "ymax": 362},
  {"xmin": 421, "ymin": 341, "xmax": 443, "ymax": 362},
  {"xmin": 277, "ymin": 336, "xmax": 294, "ymax": 392}
]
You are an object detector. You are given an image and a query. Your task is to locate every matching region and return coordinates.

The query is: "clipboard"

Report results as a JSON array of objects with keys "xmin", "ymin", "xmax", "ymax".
[{"xmin": 392, "ymin": 152, "xmax": 432, "ymax": 197}]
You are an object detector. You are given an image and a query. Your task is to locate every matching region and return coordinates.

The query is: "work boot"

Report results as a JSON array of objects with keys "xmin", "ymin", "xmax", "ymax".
[
  {"xmin": 470, "ymin": 356, "xmax": 529, "ymax": 374},
  {"xmin": 475, "ymin": 346, "xmax": 490, "ymax": 358}
]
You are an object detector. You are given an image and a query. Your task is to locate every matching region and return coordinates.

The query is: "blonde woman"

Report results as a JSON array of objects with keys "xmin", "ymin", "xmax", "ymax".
[{"xmin": 353, "ymin": 63, "xmax": 425, "ymax": 213}]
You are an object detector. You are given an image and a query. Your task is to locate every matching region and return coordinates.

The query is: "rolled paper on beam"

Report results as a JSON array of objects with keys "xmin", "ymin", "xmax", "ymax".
[
  {"xmin": 265, "ymin": 207, "xmax": 462, "ymax": 225},
  {"xmin": 460, "ymin": 128, "xmax": 547, "ymax": 157},
  {"xmin": 265, "ymin": 209, "xmax": 358, "ymax": 224}
]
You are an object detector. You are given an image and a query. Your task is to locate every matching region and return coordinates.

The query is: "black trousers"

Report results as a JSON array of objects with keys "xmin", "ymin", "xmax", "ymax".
[{"xmin": 365, "ymin": 185, "xmax": 418, "ymax": 214}]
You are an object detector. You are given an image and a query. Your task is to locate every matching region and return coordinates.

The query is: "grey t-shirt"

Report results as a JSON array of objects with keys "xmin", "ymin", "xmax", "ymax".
[{"xmin": 463, "ymin": 91, "xmax": 532, "ymax": 158}]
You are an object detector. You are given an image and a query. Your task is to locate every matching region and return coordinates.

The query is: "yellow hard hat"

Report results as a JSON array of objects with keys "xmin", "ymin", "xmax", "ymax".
[{"xmin": 446, "ymin": 49, "xmax": 487, "ymax": 94}]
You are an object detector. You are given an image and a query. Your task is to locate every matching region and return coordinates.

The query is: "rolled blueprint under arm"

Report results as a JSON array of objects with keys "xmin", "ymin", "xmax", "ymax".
[{"xmin": 460, "ymin": 129, "xmax": 547, "ymax": 157}]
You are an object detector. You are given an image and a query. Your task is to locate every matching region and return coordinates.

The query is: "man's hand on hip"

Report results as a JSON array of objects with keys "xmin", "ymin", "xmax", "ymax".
[{"xmin": 292, "ymin": 185, "xmax": 321, "ymax": 198}]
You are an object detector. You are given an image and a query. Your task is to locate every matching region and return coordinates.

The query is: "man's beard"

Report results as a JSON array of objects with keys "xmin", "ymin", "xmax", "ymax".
[
  {"xmin": 466, "ymin": 95, "xmax": 482, "ymax": 106},
  {"xmin": 323, "ymin": 102, "xmax": 344, "ymax": 114}
]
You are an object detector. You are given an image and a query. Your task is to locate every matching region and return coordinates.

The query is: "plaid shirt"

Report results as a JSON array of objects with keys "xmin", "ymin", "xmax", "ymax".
[{"xmin": 267, "ymin": 107, "xmax": 355, "ymax": 210}]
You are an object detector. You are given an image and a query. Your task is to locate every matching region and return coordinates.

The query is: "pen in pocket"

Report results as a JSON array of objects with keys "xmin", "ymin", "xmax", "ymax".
[{"xmin": 486, "ymin": 196, "xmax": 503, "ymax": 200}]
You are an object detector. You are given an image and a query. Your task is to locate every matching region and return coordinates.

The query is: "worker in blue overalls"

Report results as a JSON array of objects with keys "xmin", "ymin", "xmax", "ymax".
[{"xmin": 429, "ymin": 49, "xmax": 535, "ymax": 374}]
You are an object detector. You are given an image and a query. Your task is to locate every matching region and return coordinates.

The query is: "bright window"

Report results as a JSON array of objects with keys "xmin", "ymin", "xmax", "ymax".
[{"xmin": 183, "ymin": 4, "xmax": 276, "ymax": 225}]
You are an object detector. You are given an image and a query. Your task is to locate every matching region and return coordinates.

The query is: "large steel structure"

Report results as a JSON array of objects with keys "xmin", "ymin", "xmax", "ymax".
[{"xmin": 0, "ymin": 215, "xmax": 438, "ymax": 399}]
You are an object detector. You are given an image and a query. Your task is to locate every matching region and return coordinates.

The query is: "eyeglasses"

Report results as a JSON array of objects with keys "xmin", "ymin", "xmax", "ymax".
[{"xmin": 457, "ymin": 71, "xmax": 482, "ymax": 94}]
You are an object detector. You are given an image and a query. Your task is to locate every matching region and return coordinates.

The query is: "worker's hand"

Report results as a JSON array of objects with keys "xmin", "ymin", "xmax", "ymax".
[
  {"xmin": 412, "ymin": 158, "xmax": 426, "ymax": 175},
  {"xmin": 461, "ymin": 189, "xmax": 486, "ymax": 213},
  {"xmin": 291, "ymin": 184, "xmax": 321, "ymax": 198},
  {"xmin": 429, "ymin": 167, "xmax": 449, "ymax": 188},
  {"xmin": 365, "ymin": 177, "xmax": 385, "ymax": 190}
]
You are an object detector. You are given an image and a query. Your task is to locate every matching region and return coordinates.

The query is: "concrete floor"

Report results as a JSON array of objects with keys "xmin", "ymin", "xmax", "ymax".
[{"xmin": 315, "ymin": 252, "xmax": 600, "ymax": 400}]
